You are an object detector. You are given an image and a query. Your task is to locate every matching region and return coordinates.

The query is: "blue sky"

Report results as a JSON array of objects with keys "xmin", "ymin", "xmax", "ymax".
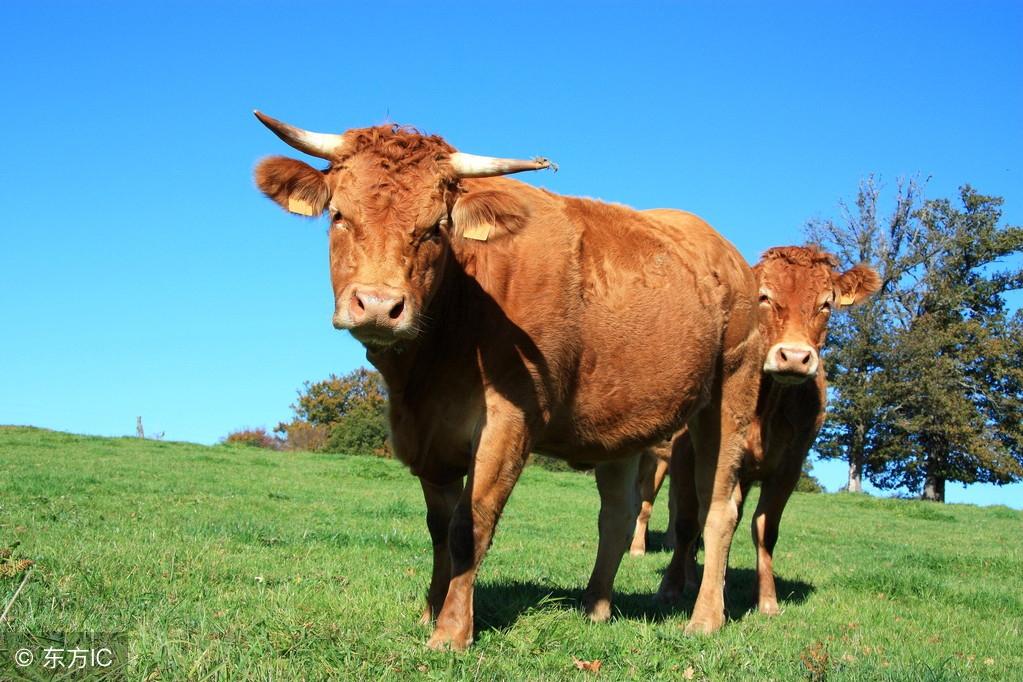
[{"xmin": 2, "ymin": 2, "xmax": 1020, "ymax": 507}]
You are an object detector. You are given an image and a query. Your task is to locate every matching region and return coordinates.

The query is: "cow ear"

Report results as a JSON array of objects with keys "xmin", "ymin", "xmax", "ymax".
[
  {"xmin": 254, "ymin": 156, "xmax": 330, "ymax": 217},
  {"xmin": 451, "ymin": 189, "xmax": 530, "ymax": 242},
  {"xmin": 838, "ymin": 264, "xmax": 882, "ymax": 306}
]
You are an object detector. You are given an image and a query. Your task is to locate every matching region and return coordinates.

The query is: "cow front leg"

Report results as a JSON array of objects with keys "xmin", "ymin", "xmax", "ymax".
[
  {"xmin": 419, "ymin": 477, "xmax": 464, "ymax": 624},
  {"xmin": 583, "ymin": 454, "xmax": 640, "ymax": 622},
  {"xmin": 751, "ymin": 464, "xmax": 799, "ymax": 615},
  {"xmin": 427, "ymin": 413, "xmax": 530, "ymax": 651},
  {"xmin": 685, "ymin": 405, "xmax": 747, "ymax": 635}
]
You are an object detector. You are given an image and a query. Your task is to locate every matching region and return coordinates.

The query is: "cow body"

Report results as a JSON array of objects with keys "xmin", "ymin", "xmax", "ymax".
[
  {"xmin": 375, "ymin": 192, "xmax": 744, "ymax": 476},
  {"xmin": 253, "ymin": 116, "xmax": 762, "ymax": 648},
  {"xmin": 657, "ymin": 246, "xmax": 880, "ymax": 614}
]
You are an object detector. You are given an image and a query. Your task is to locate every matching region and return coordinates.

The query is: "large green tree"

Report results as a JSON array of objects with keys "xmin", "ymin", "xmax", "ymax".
[{"xmin": 807, "ymin": 181, "xmax": 1023, "ymax": 501}]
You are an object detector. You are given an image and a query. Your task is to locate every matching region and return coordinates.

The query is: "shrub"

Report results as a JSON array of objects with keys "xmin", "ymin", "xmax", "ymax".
[
  {"xmin": 324, "ymin": 402, "xmax": 392, "ymax": 457},
  {"xmin": 275, "ymin": 420, "xmax": 328, "ymax": 452},
  {"xmin": 223, "ymin": 428, "xmax": 281, "ymax": 450},
  {"xmin": 796, "ymin": 459, "xmax": 825, "ymax": 493},
  {"xmin": 292, "ymin": 368, "xmax": 387, "ymax": 427},
  {"xmin": 528, "ymin": 453, "xmax": 585, "ymax": 473},
  {"xmin": 278, "ymin": 368, "xmax": 392, "ymax": 457}
]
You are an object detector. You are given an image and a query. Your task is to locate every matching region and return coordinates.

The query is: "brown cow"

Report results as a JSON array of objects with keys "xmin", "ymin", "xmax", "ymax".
[
  {"xmin": 657, "ymin": 246, "xmax": 880, "ymax": 615},
  {"xmin": 252, "ymin": 112, "xmax": 762, "ymax": 649}
]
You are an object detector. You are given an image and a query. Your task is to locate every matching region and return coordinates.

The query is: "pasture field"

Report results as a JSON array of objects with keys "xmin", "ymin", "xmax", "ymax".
[{"xmin": 0, "ymin": 426, "xmax": 1021, "ymax": 680}]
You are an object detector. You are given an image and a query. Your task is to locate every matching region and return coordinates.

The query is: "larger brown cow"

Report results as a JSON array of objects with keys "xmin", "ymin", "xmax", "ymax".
[
  {"xmin": 252, "ymin": 112, "xmax": 762, "ymax": 649},
  {"xmin": 658, "ymin": 246, "xmax": 880, "ymax": 615}
]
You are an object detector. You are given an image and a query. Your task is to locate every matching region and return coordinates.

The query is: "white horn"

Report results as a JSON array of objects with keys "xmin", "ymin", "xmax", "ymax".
[
  {"xmin": 449, "ymin": 152, "xmax": 556, "ymax": 178},
  {"xmin": 253, "ymin": 110, "xmax": 348, "ymax": 160}
]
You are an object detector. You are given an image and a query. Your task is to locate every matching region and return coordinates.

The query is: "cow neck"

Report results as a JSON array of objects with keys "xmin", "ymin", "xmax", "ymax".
[
  {"xmin": 364, "ymin": 250, "xmax": 481, "ymax": 397},
  {"xmin": 756, "ymin": 367, "xmax": 827, "ymax": 423}
]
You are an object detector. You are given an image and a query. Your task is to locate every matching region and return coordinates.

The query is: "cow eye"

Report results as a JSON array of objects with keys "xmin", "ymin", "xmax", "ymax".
[
  {"xmin": 422, "ymin": 218, "xmax": 447, "ymax": 243},
  {"xmin": 819, "ymin": 301, "xmax": 832, "ymax": 314},
  {"xmin": 759, "ymin": 294, "xmax": 770, "ymax": 305}
]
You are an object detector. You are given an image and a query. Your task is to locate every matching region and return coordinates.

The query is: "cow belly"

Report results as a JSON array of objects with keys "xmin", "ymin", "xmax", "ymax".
[{"xmin": 539, "ymin": 301, "xmax": 721, "ymax": 462}]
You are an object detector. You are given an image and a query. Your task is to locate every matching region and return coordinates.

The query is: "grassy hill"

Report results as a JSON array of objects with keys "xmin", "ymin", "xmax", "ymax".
[{"xmin": 1, "ymin": 426, "xmax": 1020, "ymax": 680}]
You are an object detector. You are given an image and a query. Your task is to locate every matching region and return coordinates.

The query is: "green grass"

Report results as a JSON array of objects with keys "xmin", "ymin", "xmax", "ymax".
[{"xmin": 1, "ymin": 426, "xmax": 1021, "ymax": 680}]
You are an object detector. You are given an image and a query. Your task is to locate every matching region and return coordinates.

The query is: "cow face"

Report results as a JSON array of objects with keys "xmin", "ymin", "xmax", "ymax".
[
  {"xmin": 255, "ymin": 153, "xmax": 450, "ymax": 349},
  {"xmin": 252, "ymin": 114, "xmax": 551, "ymax": 350},
  {"xmin": 754, "ymin": 246, "xmax": 881, "ymax": 384}
]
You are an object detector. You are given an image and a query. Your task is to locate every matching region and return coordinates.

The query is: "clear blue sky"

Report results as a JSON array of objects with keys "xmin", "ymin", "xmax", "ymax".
[{"xmin": 2, "ymin": 2, "xmax": 1020, "ymax": 507}]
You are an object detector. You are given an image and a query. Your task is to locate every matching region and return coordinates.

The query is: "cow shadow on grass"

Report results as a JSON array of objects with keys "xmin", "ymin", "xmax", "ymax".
[{"xmin": 473, "ymin": 569, "xmax": 814, "ymax": 634}]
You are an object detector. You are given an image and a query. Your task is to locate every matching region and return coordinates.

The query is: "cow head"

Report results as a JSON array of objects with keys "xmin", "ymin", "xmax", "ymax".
[
  {"xmin": 754, "ymin": 246, "xmax": 881, "ymax": 384},
  {"xmin": 252, "ymin": 111, "xmax": 552, "ymax": 350}
]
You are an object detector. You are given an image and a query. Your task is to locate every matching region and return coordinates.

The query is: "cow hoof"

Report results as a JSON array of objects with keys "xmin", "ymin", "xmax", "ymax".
[
  {"xmin": 758, "ymin": 599, "xmax": 780, "ymax": 616},
  {"xmin": 683, "ymin": 619, "xmax": 717, "ymax": 635},
  {"xmin": 426, "ymin": 630, "xmax": 471, "ymax": 652},
  {"xmin": 582, "ymin": 593, "xmax": 612, "ymax": 623},
  {"xmin": 629, "ymin": 547, "xmax": 646, "ymax": 557},
  {"xmin": 654, "ymin": 584, "xmax": 682, "ymax": 605},
  {"xmin": 684, "ymin": 613, "xmax": 724, "ymax": 635}
]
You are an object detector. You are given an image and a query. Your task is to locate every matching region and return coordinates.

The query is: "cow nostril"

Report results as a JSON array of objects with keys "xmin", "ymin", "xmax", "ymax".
[
  {"xmin": 389, "ymin": 298, "xmax": 405, "ymax": 320},
  {"xmin": 352, "ymin": 293, "xmax": 365, "ymax": 313},
  {"xmin": 801, "ymin": 353, "xmax": 810, "ymax": 365},
  {"xmin": 778, "ymin": 349, "xmax": 788, "ymax": 362}
]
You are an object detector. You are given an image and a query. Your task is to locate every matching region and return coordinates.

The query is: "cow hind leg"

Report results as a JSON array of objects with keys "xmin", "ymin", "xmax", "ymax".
[
  {"xmin": 664, "ymin": 462, "xmax": 677, "ymax": 551},
  {"xmin": 583, "ymin": 454, "xmax": 641, "ymax": 622},
  {"xmin": 629, "ymin": 449, "xmax": 659, "ymax": 556},
  {"xmin": 419, "ymin": 477, "xmax": 464, "ymax": 624},
  {"xmin": 657, "ymin": 436, "xmax": 700, "ymax": 601}
]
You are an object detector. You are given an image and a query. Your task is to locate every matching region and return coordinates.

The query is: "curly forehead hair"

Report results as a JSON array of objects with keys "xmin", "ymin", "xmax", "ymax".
[
  {"xmin": 759, "ymin": 245, "xmax": 839, "ymax": 269},
  {"xmin": 337, "ymin": 125, "xmax": 456, "ymax": 171}
]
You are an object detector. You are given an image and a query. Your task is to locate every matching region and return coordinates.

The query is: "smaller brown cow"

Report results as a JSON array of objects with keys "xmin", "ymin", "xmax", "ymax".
[{"xmin": 658, "ymin": 246, "xmax": 880, "ymax": 615}]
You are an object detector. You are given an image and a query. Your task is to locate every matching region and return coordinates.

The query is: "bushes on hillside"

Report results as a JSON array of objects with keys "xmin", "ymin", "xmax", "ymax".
[
  {"xmin": 277, "ymin": 420, "xmax": 329, "ymax": 452},
  {"xmin": 325, "ymin": 402, "xmax": 391, "ymax": 457},
  {"xmin": 276, "ymin": 368, "xmax": 392, "ymax": 457},
  {"xmin": 223, "ymin": 427, "xmax": 281, "ymax": 450},
  {"xmin": 796, "ymin": 459, "xmax": 824, "ymax": 493}
]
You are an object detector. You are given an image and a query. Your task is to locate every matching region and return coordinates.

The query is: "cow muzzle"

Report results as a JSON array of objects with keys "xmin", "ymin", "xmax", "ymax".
[
  {"xmin": 333, "ymin": 284, "xmax": 414, "ymax": 347},
  {"xmin": 763, "ymin": 343, "xmax": 819, "ymax": 384}
]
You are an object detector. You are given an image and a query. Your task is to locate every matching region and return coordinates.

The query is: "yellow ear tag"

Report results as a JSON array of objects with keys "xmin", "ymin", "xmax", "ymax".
[
  {"xmin": 462, "ymin": 222, "xmax": 493, "ymax": 241},
  {"xmin": 839, "ymin": 293, "xmax": 857, "ymax": 306},
  {"xmin": 287, "ymin": 196, "xmax": 316, "ymax": 216}
]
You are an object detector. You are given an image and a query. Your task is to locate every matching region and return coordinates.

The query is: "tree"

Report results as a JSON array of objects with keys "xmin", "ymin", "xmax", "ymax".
[
  {"xmin": 805, "ymin": 176, "xmax": 925, "ymax": 493},
  {"xmin": 808, "ymin": 181, "xmax": 1023, "ymax": 501},
  {"xmin": 870, "ymin": 188, "xmax": 1023, "ymax": 500},
  {"xmin": 276, "ymin": 368, "xmax": 392, "ymax": 456}
]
